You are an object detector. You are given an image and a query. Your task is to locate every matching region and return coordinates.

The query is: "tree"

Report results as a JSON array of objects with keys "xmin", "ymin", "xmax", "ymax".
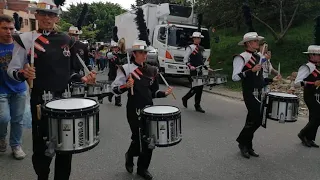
[{"xmin": 61, "ymin": 2, "xmax": 126, "ymax": 42}]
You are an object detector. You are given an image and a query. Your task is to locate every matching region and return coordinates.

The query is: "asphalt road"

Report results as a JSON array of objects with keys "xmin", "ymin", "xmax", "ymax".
[{"xmin": 1, "ymin": 72, "xmax": 320, "ymax": 180}]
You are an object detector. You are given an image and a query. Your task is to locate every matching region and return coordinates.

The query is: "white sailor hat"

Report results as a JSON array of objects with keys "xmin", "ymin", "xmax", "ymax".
[
  {"xmin": 28, "ymin": 0, "xmax": 62, "ymax": 14},
  {"xmin": 69, "ymin": 26, "xmax": 82, "ymax": 35},
  {"xmin": 238, "ymin": 32, "xmax": 264, "ymax": 45},
  {"xmin": 110, "ymin": 40, "xmax": 119, "ymax": 47},
  {"xmin": 190, "ymin": 32, "xmax": 204, "ymax": 38},
  {"xmin": 127, "ymin": 40, "xmax": 150, "ymax": 52},
  {"xmin": 303, "ymin": 45, "xmax": 320, "ymax": 54}
]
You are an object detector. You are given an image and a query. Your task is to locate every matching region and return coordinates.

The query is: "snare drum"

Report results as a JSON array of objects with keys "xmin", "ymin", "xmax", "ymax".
[
  {"xmin": 216, "ymin": 76, "xmax": 227, "ymax": 85},
  {"xmin": 42, "ymin": 98, "xmax": 100, "ymax": 154},
  {"xmin": 191, "ymin": 76, "xmax": 207, "ymax": 87},
  {"xmin": 141, "ymin": 105, "xmax": 182, "ymax": 147},
  {"xmin": 97, "ymin": 80, "xmax": 112, "ymax": 94},
  {"xmin": 87, "ymin": 84, "xmax": 102, "ymax": 97},
  {"xmin": 266, "ymin": 92, "xmax": 299, "ymax": 122},
  {"xmin": 70, "ymin": 82, "xmax": 86, "ymax": 97},
  {"xmin": 206, "ymin": 76, "xmax": 216, "ymax": 86}
]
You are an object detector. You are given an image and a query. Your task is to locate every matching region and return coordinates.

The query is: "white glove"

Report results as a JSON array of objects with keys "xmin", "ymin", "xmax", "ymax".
[{"xmin": 107, "ymin": 52, "xmax": 114, "ymax": 59}]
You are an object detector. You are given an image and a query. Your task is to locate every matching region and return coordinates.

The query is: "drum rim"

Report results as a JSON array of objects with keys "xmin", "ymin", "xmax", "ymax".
[
  {"xmin": 141, "ymin": 105, "xmax": 181, "ymax": 116},
  {"xmin": 96, "ymin": 80, "xmax": 113, "ymax": 84},
  {"xmin": 54, "ymin": 140, "xmax": 100, "ymax": 154},
  {"xmin": 268, "ymin": 92, "xmax": 298, "ymax": 98},
  {"xmin": 154, "ymin": 138, "xmax": 182, "ymax": 147},
  {"xmin": 43, "ymin": 97, "xmax": 99, "ymax": 113}
]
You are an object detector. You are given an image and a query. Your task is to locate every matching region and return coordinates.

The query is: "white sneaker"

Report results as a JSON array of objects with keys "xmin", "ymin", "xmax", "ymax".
[
  {"xmin": 12, "ymin": 146, "xmax": 26, "ymax": 160},
  {"xmin": 0, "ymin": 139, "xmax": 7, "ymax": 152}
]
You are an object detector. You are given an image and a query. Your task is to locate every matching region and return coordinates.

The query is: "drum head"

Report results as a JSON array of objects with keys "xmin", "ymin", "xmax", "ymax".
[
  {"xmin": 268, "ymin": 92, "xmax": 297, "ymax": 98},
  {"xmin": 45, "ymin": 98, "xmax": 97, "ymax": 110},
  {"xmin": 143, "ymin": 105, "xmax": 179, "ymax": 114}
]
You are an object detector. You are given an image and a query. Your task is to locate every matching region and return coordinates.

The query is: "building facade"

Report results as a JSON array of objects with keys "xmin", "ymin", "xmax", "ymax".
[{"xmin": 0, "ymin": 0, "xmax": 38, "ymax": 31}]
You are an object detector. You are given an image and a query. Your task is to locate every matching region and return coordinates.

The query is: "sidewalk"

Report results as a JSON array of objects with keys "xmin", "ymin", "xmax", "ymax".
[{"xmin": 203, "ymin": 85, "xmax": 308, "ymax": 119}]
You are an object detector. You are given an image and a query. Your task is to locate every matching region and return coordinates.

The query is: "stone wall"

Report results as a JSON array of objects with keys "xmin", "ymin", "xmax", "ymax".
[{"xmin": 269, "ymin": 72, "xmax": 308, "ymax": 116}]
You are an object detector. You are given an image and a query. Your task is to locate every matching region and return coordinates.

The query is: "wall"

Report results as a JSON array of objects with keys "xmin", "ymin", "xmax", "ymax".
[{"xmin": 2, "ymin": 9, "xmax": 38, "ymax": 32}]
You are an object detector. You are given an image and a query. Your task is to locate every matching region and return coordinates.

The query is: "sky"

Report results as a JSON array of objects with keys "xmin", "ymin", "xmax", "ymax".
[{"xmin": 63, "ymin": 0, "xmax": 135, "ymax": 10}]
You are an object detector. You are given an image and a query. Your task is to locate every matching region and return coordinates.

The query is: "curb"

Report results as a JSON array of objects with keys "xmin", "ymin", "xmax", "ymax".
[{"xmin": 203, "ymin": 88, "xmax": 308, "ymax": 119}]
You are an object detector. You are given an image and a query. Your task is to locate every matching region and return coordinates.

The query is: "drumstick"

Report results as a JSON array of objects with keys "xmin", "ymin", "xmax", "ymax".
[
  {"xmin": 256, "ymin": 44, "xmax": 266, "ymax": 76},
  {"xmin": 127, "ymin": 51, "xmax": 134, "ymax": 95},
  {"xmin": 28, "ymin": 31, "xmax": 35, "ymax": 89},
  {"xmin": 211, "ymin": 68, "xmax": 223, "ymax": 72},
  {"xmin": 36, "ymin": 104, "xmax": 41, "ymax": 120},
  {"xmin": 76, "ymin": 53, "xmax": 90, "ymax": 76},
  {"xmin": 159, "ymin": 73, "xmax": 176, "ymax": 100}
]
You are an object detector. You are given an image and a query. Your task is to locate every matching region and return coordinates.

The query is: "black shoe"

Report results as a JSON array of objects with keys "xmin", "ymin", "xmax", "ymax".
[
  {"xmin": 108, "ymin": 95, "xmax": 112, "ymax": 103},
  {"xmin": 248, "ymin": 149, "xmax": 259, "ymax": 157},
  {"xmin": 182, "ymin": 98, "xmax": 188, "ymax": 108},
  {"xmin": 125, "ymin": 153, "xmax": 134, "ymax": 173},
  {"xmin": 115, "ymin": 102, "xmax": 122, "ymax": 107},
  {"xmin": 195, "ymin": 106, "xmax": 205, "ymax": 113},
  {"xmin": 298, "ymin": 133, "xmax": 311, "ymax": 147},
  {"xmin": 98, "ymin": 99, "xmax": 103, "ymax": 104},
  {"xmin": 137, "ymin": 169, "xmax": 153, "ymax": 180},
  {"xmin": 238, "ymin": 144, "xmax": 250, "ymax": 159},
  {"xmin": 309, "ymin": 140, "xmax": 320, "ymax": 148}
]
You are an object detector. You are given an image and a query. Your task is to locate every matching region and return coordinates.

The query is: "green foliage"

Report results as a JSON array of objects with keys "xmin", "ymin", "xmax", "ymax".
[
  {"xmin": 210, "ymin": 21, "xmax": 314, "ymax": 90},
  {"xmin": 61, "ymin": 2, "xmax": 126, "ymax": 42},
  {"xmin": 57, "ymin": 19, "xmax": 72, "ymax": 32}
]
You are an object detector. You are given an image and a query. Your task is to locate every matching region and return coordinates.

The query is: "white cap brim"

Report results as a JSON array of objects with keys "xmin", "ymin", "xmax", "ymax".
[{"xmin": 238, "ymin": 36, "xmax": 264, "ymax": 46}]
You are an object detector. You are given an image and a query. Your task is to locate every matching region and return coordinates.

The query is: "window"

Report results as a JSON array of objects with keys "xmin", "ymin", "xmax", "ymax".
[
  {"xmin": 157, "ymin": 27, "xmax": 166, "ymax": 44},
  {"xmin": 168, "ymin": 27, "xmax": 210, "ymax": 49}
]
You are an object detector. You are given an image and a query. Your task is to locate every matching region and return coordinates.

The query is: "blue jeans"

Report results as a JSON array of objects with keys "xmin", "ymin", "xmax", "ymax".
[{"xmin": 0, "ymin": 91, "xmax": 27, "ymax": 147}]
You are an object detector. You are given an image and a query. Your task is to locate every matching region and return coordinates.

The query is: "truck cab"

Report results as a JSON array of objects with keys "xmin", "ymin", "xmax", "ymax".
[
  {"xmin": 153, "ymin": 24, "xmax": 210, "ymax": 76},
  {"xmin": 151, "ymin": 3, "xmax": 210, "ymax": 77}
]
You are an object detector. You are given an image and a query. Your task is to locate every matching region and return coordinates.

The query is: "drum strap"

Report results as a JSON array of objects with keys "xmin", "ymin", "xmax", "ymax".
[{"xmin": 119, "ymin": 66, "xmax": 126, "ymax": 76}]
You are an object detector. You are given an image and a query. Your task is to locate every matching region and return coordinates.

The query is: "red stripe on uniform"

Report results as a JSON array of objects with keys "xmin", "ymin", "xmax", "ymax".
[
  {"xmin": 38, "ymin": 36, "xmax": 49, "ymax": 44},
  {"xmin": 245, "ymin": 63, "xmax": 252, "ymax": 69},
  {"xmin": 135, "ymin": 68, "xmax": 143, "ymax": 75},
  {"xmin": 312, "ymin": 71, "xmax": 318, "ymax": 77}
]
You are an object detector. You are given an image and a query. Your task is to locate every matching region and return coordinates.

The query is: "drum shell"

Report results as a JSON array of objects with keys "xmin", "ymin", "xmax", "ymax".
[
  {"xmin": 42, "ymin": 98, "xmax": 100, "ymax": 154},
  {"xmin": 191, "ymin": 75, "xmax": 207, "ymax": 87},
  {"xmin": 87, "ymin": 84, "xmax": 102, "ymax": 97},
  {"xmin": 70, "ymin": 83, "xmax": 86, "ymax": 97},
  {"xmin": 141, "ymin": 106, "xmax": 182, "ymax": 147},
  {"xmin": 97, "ymin": 80, "xmax": 112, "ymax": 94},
  {"xmin": 266, "ymin": 94, "xmax": 299, "ymax": 122}
]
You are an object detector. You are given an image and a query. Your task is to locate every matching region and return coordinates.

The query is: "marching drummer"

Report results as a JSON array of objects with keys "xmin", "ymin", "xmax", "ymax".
[
  {"xmin": 258, "ymin": 41, "xmax": 281, "ymax": 92},
  {"xmin": 7, "ymin": 0, "xmax": 95, "ymax": 179},
  {"xmin": 232, "ymin": 32, "xmax": 265, "ymax": 159},
  {"xmin": 182, "ymin": 32, "xmax": 212, "ymax": 113},
  {"xmin": 68, "ymin": 25, "xmax": 93, "ymax": 76},
  {"xmin": 104, "ymin": 41, "xmax": 123, "ymax": 106},
  {"xmin": 293, "ymin": 45, "xmax": 320, "ymax": 148},
  {"xmin": 111, "ymin": 39, "xmax": 172, "ymax": 180}
]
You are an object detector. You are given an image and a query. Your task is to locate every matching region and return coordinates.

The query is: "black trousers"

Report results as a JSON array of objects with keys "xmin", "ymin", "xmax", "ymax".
[
  {"xmin": 126, "ymin": 106, "xmax": 153, "ymax": 170},
  {"xmin": 106, "ymin": 75, "xmax": 121, "ymax": 104},
  {"xmin": 236, "ymin": 91, "xmax": 262, "ymax": 149},
  {"xmin": 300, "ymin": 98, "xmax": 320, "ymax": 141},
  {"xmin": 30, "ymin": 93, "xmax": 72, "ymax": 180},
  {"xmin": 183, "ymin": 85, "xmax": 203, "ymax": 107}
]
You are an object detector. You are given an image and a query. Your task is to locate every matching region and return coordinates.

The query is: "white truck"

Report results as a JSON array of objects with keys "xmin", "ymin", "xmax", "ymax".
[{"xmin": 115, "ymin": 3, "xmax": 210, "ymax": 78}]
